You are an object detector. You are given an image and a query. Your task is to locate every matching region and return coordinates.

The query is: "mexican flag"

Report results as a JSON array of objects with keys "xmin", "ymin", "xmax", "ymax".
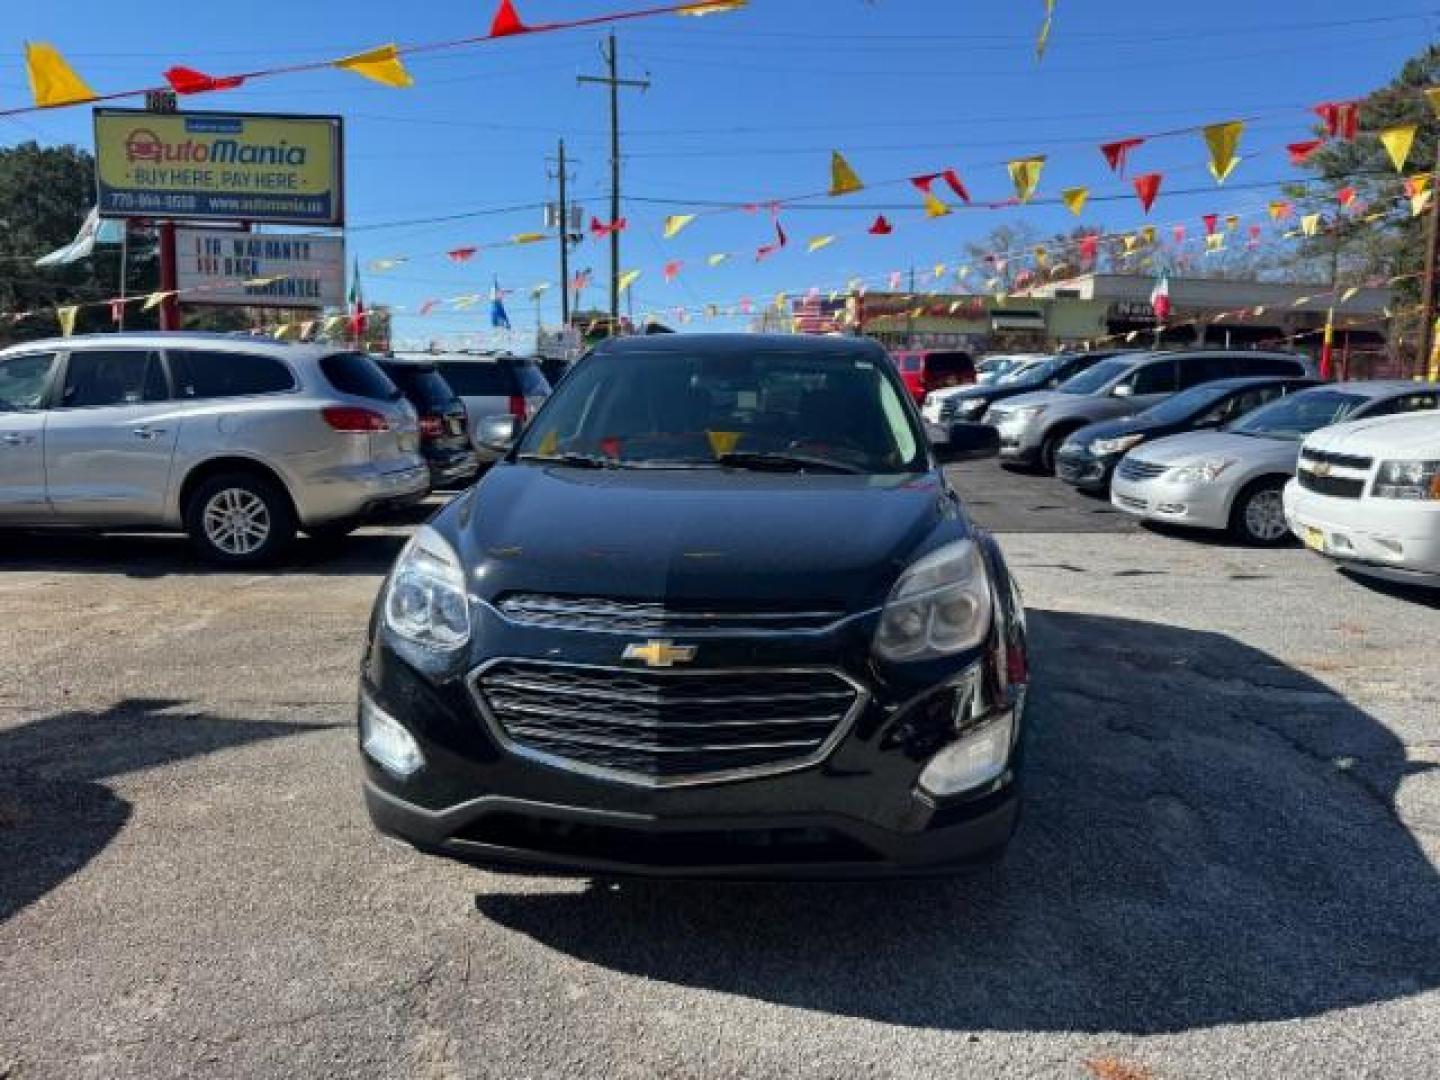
[
  {"xmin": 348, "ymin": 258, "xmax": 367, "ymax": 342},
  {"xmin": 1149, "ymin": 271, "xmax": 1172, "ymax": 323}
]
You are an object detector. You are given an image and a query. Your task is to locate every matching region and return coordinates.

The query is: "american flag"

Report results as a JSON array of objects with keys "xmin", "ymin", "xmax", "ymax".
[{"xmin": 791, "ymin": 294, "xmax": 843, "ymax": 335}]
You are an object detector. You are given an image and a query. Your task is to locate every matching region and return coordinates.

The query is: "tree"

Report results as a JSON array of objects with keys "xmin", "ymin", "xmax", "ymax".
[{"xmin": 1289, "ymin": 46, "xmax": 1440, "ymax": 315}]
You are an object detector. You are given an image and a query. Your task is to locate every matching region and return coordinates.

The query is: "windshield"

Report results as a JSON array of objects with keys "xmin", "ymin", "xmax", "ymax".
[
  {"xmin": 1058, "ymin": 358, "xmax": 1134, "ymax": 395},
  {"xmin": 1225, "ymin": 389, "xmax": 1367, "ymax": 440},
  {"xmin": 515, "ymin": 346, "xmax": 925, "ymax": 473},
  {"xmin": 998, "ymin": 359, "xmax": 1052, "ymax": 385},
  {"xmin": 1138, "ymin": 382, "xmax": 1237, "ymax": 424}
]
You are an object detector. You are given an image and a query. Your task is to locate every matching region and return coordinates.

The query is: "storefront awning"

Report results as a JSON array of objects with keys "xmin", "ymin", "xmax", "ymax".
[{"xmin": 991, "ymin": 311, "xmax": 1047, "ymax": 331}]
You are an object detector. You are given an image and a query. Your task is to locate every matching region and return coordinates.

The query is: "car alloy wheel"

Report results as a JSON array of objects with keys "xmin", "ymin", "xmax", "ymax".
[
  {"xmin": 1240, "ymin": 485, "xmax": 1289, "ymax": 544},
  {"xmin": 202, "ymin": 488, "xmax": 272, "ymax": 556}
]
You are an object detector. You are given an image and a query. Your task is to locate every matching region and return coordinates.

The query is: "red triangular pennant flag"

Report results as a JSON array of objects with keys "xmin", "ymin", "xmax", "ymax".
[
  {"xmin": 1203, "ymin": 213, "xmax": 1219, "ymax": 236},
  {"xmin": 1132, "ymin": 172, "xmax": 1163, "ymax": 213},
  {"xmin": 1100, "ymin": 137, "xmax": 1145, "ymax": 174},
  {"xmin": 941, "ymin": 168, "xmax": 971, "ymax": 204},
  {"xmin": 447, "ymin": 247, "xmax": 478, "ymax": 262},
  {"xmin": 1337, "ymin": 186, "xmax": 1357, "ymax": 207},
  {"xmin": 1314, "ymin": 101, "xmax": 1360, "ymax": 141},
  {"xmin": 756, "ymin": 218, "xmax": 788, "ymax": 261},
  {"xmin": 1287, "ymin": 139, "xmax": 1324, "ymax": 166},
  {"xmin": 910, "ymin": 173, "xmax": 940, "ymax": 193},
  {"xmin": 590, "ymin": 216, "xmax": 627, "ymax": 238},
  {"xmin": 164, "ymin": 66, "xmax": 244, "ymax": 94},
  {"xmin": 1172, "ymin": 224, "xmax": 1186, "ymax": 246},
  {"xmin": 663, "ymin": 260, "xmax": 683, "ymax": 282},
  {"xmin": 1079, "ymin": 234, "xmax": 1100, "ymax": 265},
  {"xmin": 490, "ymin": 0, "xmax": 529, "ymax": 37},
  {"xmin": 868, "ymin": 215, "xmax": 893, "ymax": 236}
]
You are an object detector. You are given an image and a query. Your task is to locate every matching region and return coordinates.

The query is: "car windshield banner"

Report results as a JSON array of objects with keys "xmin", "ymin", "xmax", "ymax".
[{"xmin": 93, "ymin": 109, "xmax": 343, "ymax": 225}]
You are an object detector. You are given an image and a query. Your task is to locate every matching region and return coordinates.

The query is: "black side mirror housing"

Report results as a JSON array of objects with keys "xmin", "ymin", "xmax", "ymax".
[
  {"xmin": 477, "ymin": 414, "xmax": 521, "ymax": 453},
  {"xmin": 929, "ymin": 421, "xmax": 1000, "ymax": 463}
]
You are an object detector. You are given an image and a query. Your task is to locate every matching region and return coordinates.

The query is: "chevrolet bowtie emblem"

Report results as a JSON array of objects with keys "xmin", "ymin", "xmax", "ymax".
[{"xmin": 622, "ymin": 640, "xmax": 697, "ymax": 668}]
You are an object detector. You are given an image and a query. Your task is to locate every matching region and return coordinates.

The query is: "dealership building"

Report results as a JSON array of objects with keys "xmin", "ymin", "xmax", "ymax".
[{"xmin": 824, "ymin": 274, "xmax": 1396, "ymax": 372}]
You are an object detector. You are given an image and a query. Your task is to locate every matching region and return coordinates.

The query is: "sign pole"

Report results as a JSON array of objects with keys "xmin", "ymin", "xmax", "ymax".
[{"xmin": 159, "ymin": 221, "xmax": 180, "ymax": 331}]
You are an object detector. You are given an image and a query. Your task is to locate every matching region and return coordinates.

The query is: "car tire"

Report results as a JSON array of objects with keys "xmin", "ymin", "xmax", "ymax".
[
  {"xmin": 1229, "ymin": 477, "xmax": 1292, "ymax": 546},
  {"xmin": 1038, "ymin": 430, "xmax": 1072, "ymax": 475},
  {"xmin": 184, "ymin": 472, "xmax": 297, "ymax": 567}
]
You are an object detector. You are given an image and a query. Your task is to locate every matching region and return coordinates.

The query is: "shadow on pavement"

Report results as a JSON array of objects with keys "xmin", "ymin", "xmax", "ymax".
[
  {"xmin": 1337, "ymin": 568, "xmax": 1440, "ymax": 609},
  {"xmin": 0, "ymin": 699, "xmax": 334, "ymax": 923},
  {"xmin": 476, "ymin": 611, "xmax": 1439, "ymax": 1035},
  {"xmin": 0, "ymin": 529, "xmax": 413, "ymax": 579}
]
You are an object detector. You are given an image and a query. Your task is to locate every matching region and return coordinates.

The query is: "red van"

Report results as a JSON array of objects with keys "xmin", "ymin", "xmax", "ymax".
[{"xmin": 891, "ymin": 350, "xmax": 977, "ymax": 404}]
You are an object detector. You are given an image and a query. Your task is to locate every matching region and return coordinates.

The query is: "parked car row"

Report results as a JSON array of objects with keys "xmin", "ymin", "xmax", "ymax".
[
  {"xmin": 918, "ymin": 347, "xmax": 1440, "ymax": 585},
  {"xmin": 0, "ymin": 334, "xmax": 552, "ymax": 565}
]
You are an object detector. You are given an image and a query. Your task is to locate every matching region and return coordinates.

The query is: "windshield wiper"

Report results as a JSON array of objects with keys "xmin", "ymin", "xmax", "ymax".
[
  {"xmin": 516, "ymin": 452, "xmax": 615, "ymax": 469},
  {"xmin": 713, "ymin": 451, "xmax": 863, "ymax": 474}
]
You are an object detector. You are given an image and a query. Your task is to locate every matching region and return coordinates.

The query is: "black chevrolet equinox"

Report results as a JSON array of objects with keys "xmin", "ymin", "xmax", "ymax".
[{"xmin": 359, "ymin": 334, "xmax": 1030, "ymax": 878}]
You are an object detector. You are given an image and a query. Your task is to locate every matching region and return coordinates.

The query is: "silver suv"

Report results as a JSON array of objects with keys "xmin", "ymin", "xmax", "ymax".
[
  {"xmin": 986, "ymin": 349, "xmax": 1313, "ymax": 473},
  {"xmin": 0, "ymin": 333, "xmax": 429, "ymax": 565}
]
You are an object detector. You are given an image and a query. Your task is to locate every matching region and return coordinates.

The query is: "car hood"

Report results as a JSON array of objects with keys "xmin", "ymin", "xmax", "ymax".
[
  {"xmin": 1129, "ymin": 430, "xmax": 1299, "ymax": 468},
  {"xmin": 450, "ymin": 464, "xmax": 962, "ymax": 612},
  {"xmin": 1304, "ymin": 412, "xmax": 1440, "ymax": 458},
  {"xmin": 990, "ymin": 389, "xmax": 1064, "ymax": 413}
]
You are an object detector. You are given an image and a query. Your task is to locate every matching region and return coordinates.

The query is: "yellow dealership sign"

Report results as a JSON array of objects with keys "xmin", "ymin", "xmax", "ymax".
[{"xmin": 94, "ymin": 109, "xmax": 343, "ymax": 225}]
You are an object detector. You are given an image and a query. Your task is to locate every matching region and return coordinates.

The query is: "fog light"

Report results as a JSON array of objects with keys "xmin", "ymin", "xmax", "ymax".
[
  {"xmin": 360, "ymin": 694, "xmax": 424, "ymax": 779},
  {"xmin": 918, "ymin": 711, "xmax": 1015, "ymax": 797}
]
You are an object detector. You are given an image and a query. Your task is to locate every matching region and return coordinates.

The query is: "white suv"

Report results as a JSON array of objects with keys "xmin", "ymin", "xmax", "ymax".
[
  {"xmin": 0, "ymin": 333, "xmax": 429, "ymax": 565},
  {"xmin": 1284, "ymin": 410, "xmax": 1440, "ymax": 587}
]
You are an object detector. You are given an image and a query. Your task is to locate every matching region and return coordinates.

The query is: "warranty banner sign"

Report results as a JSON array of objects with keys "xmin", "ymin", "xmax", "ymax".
[
  {"xmin": 176, "ymin": 229, "xmax": 345, "ymax": 309},
  {"xmin": 94, "ymin": 109, "xmax": 343, "ymax": 225}
]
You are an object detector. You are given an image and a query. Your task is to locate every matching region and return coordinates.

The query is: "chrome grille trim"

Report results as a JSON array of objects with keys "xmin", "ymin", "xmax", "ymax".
[
  {"xmin": 468, "ymin": 658, "xmax": 868, "ymax": 789},
  {"xmin": 492, "ymin": 594, "xmax": 855, "ymax": 636},
  {"xmin": 1116, "ymin": 458, "xmax": 1169, "ymax": 482}
]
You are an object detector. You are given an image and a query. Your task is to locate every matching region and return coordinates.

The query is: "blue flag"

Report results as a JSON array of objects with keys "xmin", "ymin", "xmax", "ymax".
[{"xmin": 490, "ymin": 278, "xmax": 511, "ymax": 330}]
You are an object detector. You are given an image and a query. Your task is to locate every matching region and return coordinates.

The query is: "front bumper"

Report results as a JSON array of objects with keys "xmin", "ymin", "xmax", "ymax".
[
  {"xmin": 1284, "ymin": 480, "xmax": 1440, "ymax": 584},
  {"xmin": 1110, "ymin": 472, "xmax": 1232, "ymax": 530},
  {"xmin": 1055, "ymin": 447, "xmax": 1117, "ymax": 491},
  {"xmin": 360, "ymin": 606, "xmax": 1026, "ymax": 879},
  {"xmin": 994, "ymin": 419, "xmax": 1042, "ymax": 464}
]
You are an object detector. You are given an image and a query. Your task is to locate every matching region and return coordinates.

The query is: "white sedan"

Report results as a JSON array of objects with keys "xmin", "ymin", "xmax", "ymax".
[{"xmin": 1110, "ymin": 382, "xmax": 1440, "ymax": 545}]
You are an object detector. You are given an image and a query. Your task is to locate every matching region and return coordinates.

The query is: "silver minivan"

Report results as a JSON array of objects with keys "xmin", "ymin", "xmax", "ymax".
[{"xmin": 0, "ymin": 333, "xmax": 429, "ymax": 565}]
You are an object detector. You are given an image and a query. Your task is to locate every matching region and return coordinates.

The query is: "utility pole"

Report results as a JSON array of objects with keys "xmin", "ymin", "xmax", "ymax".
[
  {"xmin": 579, "ymin": 33, "xmax": 649, "ymax": 326},
  {"xmin": 1419, "ymin": 138, "xmax": 1440, "ymax": 380},
  {"xmin": 546, "ymin": 139, "xmax": 578, "ymax": 328}
]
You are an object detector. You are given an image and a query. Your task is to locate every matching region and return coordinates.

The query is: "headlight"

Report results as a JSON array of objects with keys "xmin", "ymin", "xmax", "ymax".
[
  {"xmin": 1373, "ymin": 459, "xmax": 1440, "ymax": 500},
  {"xmin": 383, "ymin": 525, "xmax": 471, "ymax": 650},
  {"xmin": 1012, "ymin": 405, "xmax": 1047, "ymax": 421},
  {"xmin": 874, "ymin": 540, "xmax": 993, "ymax": 662},
  {"xmin": 1172, "ymin": 458, "xmax": 1237, "ymax": 484},
  {"xmin": 958, "ymin": 398, "xmax": 989, "ymax": 417},
  {"xmin": 1090, "ymin": 433, "xmax": 1145, "ymax": 457}
]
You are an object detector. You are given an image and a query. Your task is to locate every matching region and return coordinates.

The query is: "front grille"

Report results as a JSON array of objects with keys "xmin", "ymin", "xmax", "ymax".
[
  {"xmin": 1302, "ymin": 449, "xmax": 1374, "ymax": 471},
  {"xmin": 1297, "ymin": 471, "xmax": 1366, "ymax": 499},
  {"xmin": 471, "ymin": 660, "xmax": 864, "ymax": 786},
  {"xmin": 495, "ymin": 594, "xmax": 844, "ymax": 634},
  {"xmin": 1116, "ymin": 458, "xmax": 1169, "ymax": 482}
]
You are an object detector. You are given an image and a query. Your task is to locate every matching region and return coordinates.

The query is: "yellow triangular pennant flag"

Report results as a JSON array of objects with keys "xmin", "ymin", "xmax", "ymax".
[
  {"xmin": 1007, "ymin": 157, "xmax": 1045, "ymax": 203},
  {"xmin": 807, "ymin": 235, "xmax": 836, "ymax": 253},
  {"xmin": 1268, "ymin": 201, "xmax": 1289, "ymax": 221},
  {"xmin": 511, "ymin": 232, "xmax": 545, "ymax": 245},
  {"xmin": 1204, "ymin": 120, "xmax": 1243, "ymax": 184},
  {"xmin": 707, "ymin": 253, "xmax": 730, "ymax": 267},
  {"xmin": 1033, "ymin": 247, "xmax": 1048, "ymax": 267},
  {"xmin": 1340, "ymin": 286, "xmax": 1360, "ymax": 303},
  {"xmin": 142, "ymin": 290, "xmax": 172, "ymax": 312},
  {"xmin": 1141, "ymin": 225, "xmax": 1157, "ymax": 246},
  {"xmin": 1224, "ymin": 214, "xmax": 1239, "ymax": 232},
  {"xmin": 706, "ymin": 430, "xmax": 743, "ymax": 456},
  {"xmin": 774, "ymin": 292, "xmax": 787, "ymax": 312},
  {"xmin": 536, "ymin": 430, "xmax": 559, "ymax": 456},
  {"xmin": 922, "ymin": 190, "xmax": 950, "ymax": 218},
  {"xmin": 678, "ymin": 1, "xmax": 748, "ymax": 16},
  {"xmin": 1301, "ymin": 213, "xmax": 1322, "ymax": 237},
  {"xmin": 1380, "ymin": 125, "xmax": 1418, "ymax": 173},
  {"xmin": 933, "ymin": 263, "xmax": 947, "ymax": 280},
  {"xmin": 333, "ymin": 43, "xmax": 413, "ymax": 88},
  {"xmin": 1061, "ymin": 187, "xmax": 1089, "ymax": 216},
  {"xmin": 56, "ymin": 304, "xmax": 78, "ymax": 337},
  {"xmin": 24, "ymin": 42, "xmax": 96, "ymax": 107},
  {"xmin": 1205, "ymin": 234, "xmax": 1226, "ymax": 253},
  {"xmin": 1414, "ymin": 191, "xmax": 1434, "ymax": 218},
  {"xmin": 829, "ymin": 151, "xmax": 864, "ymax": 196},
  {"xmin": 663, "ymin": 214, "xmax": 696, "ymax": 239},
  {"xmin": 1122, "ymin": 234, "xmax": 1139, "ymax": 254},
  {"xmin": 618, "ymin": 269, "xmax": 641, "ymax": 293}
]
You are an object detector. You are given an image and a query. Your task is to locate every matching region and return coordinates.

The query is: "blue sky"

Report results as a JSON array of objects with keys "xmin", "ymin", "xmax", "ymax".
[{"xmin": 1, "ymin": 1, "xmax": 1434, "ymax": 345}]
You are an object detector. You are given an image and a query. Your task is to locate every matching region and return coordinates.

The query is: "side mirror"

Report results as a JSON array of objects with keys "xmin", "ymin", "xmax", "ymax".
[
  {"xmin": 1112, "ymin": 383, "xmax": 1134, "ymax": 399},
  {"xmin": 477, "ymin": 414, "xmax": 520, "ymax": 453},
  {"xmin": 930, "ymin": 421, "xmax": 1000, "ymax": 463}
]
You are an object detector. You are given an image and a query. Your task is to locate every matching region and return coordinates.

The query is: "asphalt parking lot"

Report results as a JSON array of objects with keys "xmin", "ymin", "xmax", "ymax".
[{"xmin": 2, "ymin": 463, "xmax": 1438, "ymax": 1079}]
